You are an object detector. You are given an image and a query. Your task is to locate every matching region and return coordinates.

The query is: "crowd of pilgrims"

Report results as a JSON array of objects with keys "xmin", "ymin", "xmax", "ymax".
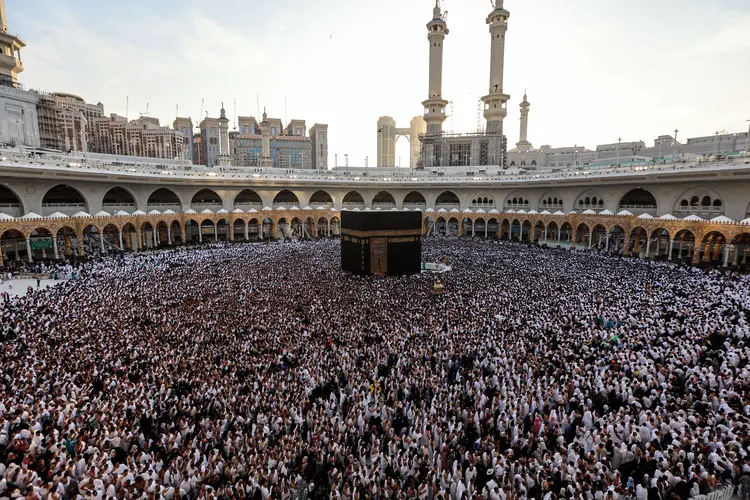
[{"xmin": 0, "ymin": 238, "xmax": 749, "ymax": 500}]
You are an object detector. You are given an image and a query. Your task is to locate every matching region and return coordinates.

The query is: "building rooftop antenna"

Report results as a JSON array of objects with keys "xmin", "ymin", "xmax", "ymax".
[{"xmin": 139, "ymin": 103, "xmax": 149, "ymax": 117}]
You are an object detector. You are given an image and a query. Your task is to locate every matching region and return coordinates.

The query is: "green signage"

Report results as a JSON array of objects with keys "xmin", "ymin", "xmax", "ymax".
[{"xmin": 31, "ymin": 238, "xmax": 53, "ymax": 250}]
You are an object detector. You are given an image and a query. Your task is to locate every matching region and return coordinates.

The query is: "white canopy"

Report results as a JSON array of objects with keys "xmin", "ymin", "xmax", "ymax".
[
  {"xmin": 233, "ymin": 208, "xmax": 245, "ymax": 214},
  {"xmin": 147, "ymin": 210, "xmax": 161, "ymax": 215},
  {"xmin": 637, "ymin": 213, "xmax": 654, "ymax": 220},
  {"xmin": 553, "ymin": 211, "xmax": 565, "ymax": 216},
  {"xmin": 527, "ymin": 210, "xmax": 538, "ymax": 215},
  {"xmin": 710, "ymin": 215, "xmax": 734, "ymax": 224},
  {"xmin": 658, "ymin": 214, "xmax": 677, "ymax": 220},
  {"xmin": 489, "ymin": 209, "xmax": 500, "ymax": 214},
  {"xmin": 540, "ymin": 210, "xmax": 552, "ymax": 215},
  {"xmin": 72, "ymin": 211, "xmax": 92, "ymax": 218},
  {"xmin": 115, "ymin": 210, "xmax": 130, "ymax": 216},
  {"xmin": 217, "ymin": 209, "xmax": 229, "ymax": 214},
  {"xmin": 163, "ymin": 209, "xmax": 177, "ymax": 215},
  {"xmin": 617, "ymin": 210, "xmax": 634, "ymax": 216},
  {"xmin": 582, "ymin": 209, "xmax": 597, "ymax": 215},
  {"xmin": 599, "ymin": 209, "xmax": 615, "ymax": 216},
  {"xmin": 48, "ymin": 211, "xmax": 69, "ymax": 219},
  {"xmin": 0, "ymin": 212, "xmax": 14, "ymax": 220},
  {"xmin": 201, "ymin": 209, "xmax": 214, "ymax": 214},
  {"xmin": 20, "ymin": 212, "xmax": 42, "ymax": 219},
  {"xmin": 303, "ymin": 206, "xmax": 313, "ymax": 210},
  {"xmin": 132, "ymin": 210, "xmax": 147, "ymax": 216},
  {"xmin": 95, "ymin": 211, "xmax": 112, "ymax": 217},
  {"xmin": 475, "ymin": 208, "xmax": 486, "ymax": 214},
  {"xmin": 682, "ymin": 214, "xmax": 704, "ymax": 222}
]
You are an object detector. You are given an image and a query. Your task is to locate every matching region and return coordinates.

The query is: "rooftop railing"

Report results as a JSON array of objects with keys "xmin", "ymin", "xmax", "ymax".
[{"xmin": 1, "ymin": 150, "xmax": 749, "ymax": 185}]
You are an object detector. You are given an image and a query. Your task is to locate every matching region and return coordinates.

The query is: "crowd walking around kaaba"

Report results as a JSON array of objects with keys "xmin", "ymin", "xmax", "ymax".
[{"xmin": 0, "ymin": 238, "xmax": 749, "ymax": 500}]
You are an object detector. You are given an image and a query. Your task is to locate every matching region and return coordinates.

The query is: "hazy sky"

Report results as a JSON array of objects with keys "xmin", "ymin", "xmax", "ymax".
[{"xmin": 8, "ymin": 0, "xmax": 750, "ymax": 167}]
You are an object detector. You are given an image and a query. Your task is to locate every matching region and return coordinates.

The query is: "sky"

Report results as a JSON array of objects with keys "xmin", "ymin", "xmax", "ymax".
[{"xmin": 8, "ymin": 0, "xmax": 750, "ymax": 167}]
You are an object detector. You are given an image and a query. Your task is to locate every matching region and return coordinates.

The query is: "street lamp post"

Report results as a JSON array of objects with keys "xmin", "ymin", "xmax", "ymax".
[
  {"xmin": 616, "ymin": 137, "xmax": 622, "ymax": 167},
  {"xmin": 713, "ymin": 130, "xmax": 719, "ymax": 156},
  {"xmin": 344, "ymin": 154, "xmax": 349, "ymax": 168}
]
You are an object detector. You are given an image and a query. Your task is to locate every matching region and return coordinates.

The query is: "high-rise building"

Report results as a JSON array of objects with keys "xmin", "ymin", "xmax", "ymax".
[
  {"xmin": 90, "ymin": 114, "xmax": 184, "ymax": 159},
  {"xmin": 225, "ymin": 108, "xmax": 326, "ymax": 169},
  {"xmin": 173, "ymin": 117, "xmax": 194, "ymax": 161},
  {"xmin": 309, "ymin": 124, "xmax": 328, "ymax": 170},
  {"xmin": 36, "ymin": 92, "xmax": 104, "ymax": 152}
]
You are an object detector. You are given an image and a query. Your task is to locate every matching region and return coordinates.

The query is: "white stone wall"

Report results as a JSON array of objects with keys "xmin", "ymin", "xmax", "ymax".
[{"xmin": 0, "ymin": 86, "xmax": 39, "ymax": 147}]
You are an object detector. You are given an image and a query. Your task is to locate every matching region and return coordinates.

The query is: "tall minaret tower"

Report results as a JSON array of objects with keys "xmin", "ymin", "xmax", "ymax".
[
  {"xmin": 217, "ymin": 103, "xmax": 232, "ymax": 167},
  {"xmin": 260, "ymin": 108, "xmax": 272, "ymax": 168},
  {"xmin": 481, "ymin": 0, "xmax": 511, "ymax": 136},
  {"xmin": 422, "ymin": 0, "xmax": 449, "ymax": 136},
  {"xmin": 0, "ymin": 0, "xmax": 26, "ymax": 86},
  {"xmin": 515, "ymin": 91, "xmax": 532, "ymax": 152}
]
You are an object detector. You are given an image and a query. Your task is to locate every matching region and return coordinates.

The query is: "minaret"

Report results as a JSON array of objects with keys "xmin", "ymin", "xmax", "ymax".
[
  {"xmin": 0, "ymin": 0, "xmax": 26, "ymax": 86},
  {"xmin": 260, "ymin": 108, "xmax": 272, "ymax": 167},
  {"xmin": 515, "ymin": 91, "xmax": 532, "ymax": 152},
  {"xmin": 422, "ymin": 0, "xmax": 449, "ymax": 136},
  {"xmin": 217, "ymin": 103, "xmax": 231, "ymax": 167},
  {"xmin": 481, "ymin": 0, "xmax": 511, "ymax": 136}
]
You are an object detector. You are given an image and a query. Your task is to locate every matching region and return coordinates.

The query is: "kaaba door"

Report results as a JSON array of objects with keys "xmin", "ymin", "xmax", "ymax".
[{"xmin": 370, "ymin": 237, "xmax": 388, "ymax": 275}]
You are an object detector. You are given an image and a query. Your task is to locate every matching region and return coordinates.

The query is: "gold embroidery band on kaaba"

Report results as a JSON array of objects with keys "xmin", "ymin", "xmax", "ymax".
[{"xmin": 340, "ymin": 229, "xmax": 423, "ymax": 238}]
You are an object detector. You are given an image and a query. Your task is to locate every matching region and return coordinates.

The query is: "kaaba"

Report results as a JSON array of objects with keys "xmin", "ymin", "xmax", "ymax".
[{"xmin": 341, "ymin": 211, "xmax": 422, "ymax": 276}]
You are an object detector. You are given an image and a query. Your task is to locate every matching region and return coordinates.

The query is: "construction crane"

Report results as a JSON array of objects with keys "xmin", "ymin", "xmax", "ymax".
[{"xmin": 139, "ymin": 103, "xmax": 150, "ymax": 117}]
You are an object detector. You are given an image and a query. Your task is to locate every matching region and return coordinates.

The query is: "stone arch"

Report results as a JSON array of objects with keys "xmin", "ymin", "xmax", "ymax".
[
  {"xmin": 200, "ymin": 219, "xmax": 217, "ymax": 242},
  {"xmin": 487, "ymin": 217, "xmax": 499, "ymax": 238},
  {"xmin": 699, "ymin": 230, "xmax": 728, "ymax": 265},
  {"xmin": 473, "ymin": 217, "xmax": 487, "ymax": 237},
  {"xmin": 342, "ymin": 190, "xmax": 365, "ymax": 208},
  {"xmin": 234, "ymin": 189, "xmax": 263, "ymax": 210},
  {"xmin": 215, "ymin": 218, "xmax": 230, "ymax": 241},
  {"xmin": 575, "ymin": 223, "xmax": 591, "ymax": 245},
  {"xmin": 42, "ymin": 184, "xmax": 89, "ymax": 216},
  {"xmin": 191, "ymin": 189, "xmax": 224, "ymax": 210},
  {"xmin": 372, "ymin": 191, "xmax": 396, "ymax": 208},
  {"xmin": 447, "ymin": 217, "xmax": 459, "ymax": 236},
  {"xmin": 533, "ymin": 220, "xmax": 545, "ymax": 242},
  {"xmin": 403, "ymin": 191, "xmax": 427, "ymax": 208},
  {"xmin": 0, "ymin": 184, "xmax": 25, "ymax": 217},
  {"xmin": 574, "ymin": 189, "xmax": 606, "ymax": 211},
  {"xmin": 469, "ymin": 191, "xmax": 495, "ymax": 209},
  {"xmin": 102, "ymin": 186, "xmax": 137, "ymax": 212},
  {"xmin": 147, "ymin": 188, "xmax": 182, "ymax": 211},
  {"xmin": 435, "ymin": 216, "xmax": 447, "ymax": 236},
  {"xmin": 539, "ymin": 190, "xmax": 564, "ymax": 211},
  {"xmin": 435, "ymin": 191, "xmax": 461, "ymax": 209},
  {"xmin": 618, "ymin": 188, "xmax": 657, "ymax": 213},
  {"xmin": 273, "ymin": 189, "xmax": 300, "ymax": 208},
  {"xmin": 672, "ymin": 186, "xmax": 724, "ymax": 217},
  {"xmin": 546, "ymin": 221, "xmax": 560, "ymax": 243},
  {"xmin": 1, "ymin": 228, "xmax": 26, "ymax": 263},
  {"xmin": 504, "ymin": 193, "xmax": 530, "ymax": 210},
  {"xmin": 731, "ymin": 232, "xmax": 750, "ymax": 267},
  {"xmin": 308, "ymin": 190, "xmax": 333, "ymax": 207}
]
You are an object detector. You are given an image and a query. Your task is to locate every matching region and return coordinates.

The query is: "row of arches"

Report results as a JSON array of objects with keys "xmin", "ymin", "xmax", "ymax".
[
  {"xmin": 423, "ymin": 216, "xmax": 750, "ymax": 267},
  {"xmin": 2, "ymin": 185, "xmax": 749, "ymax": 219},
  {"xmin": 0, "ymin": 216, "xmax": 344, "ymax": 264}
]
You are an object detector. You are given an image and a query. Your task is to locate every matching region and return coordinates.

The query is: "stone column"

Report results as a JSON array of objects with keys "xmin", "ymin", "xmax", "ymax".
[
  {"xmin": 213, "ymin": 224, "xmax": 217, "ymax": 241},
  {"xmin": 543, "ymin": 228, "xmax": 548, "ymax": 244},
  {"xmin": 260, "ymin": 223, "xmax": 265, "ymax": 240},
  {"xmin": 118, "ymin": 231, "xmax": 124, "ymax": 251},
  {"xmin": 244, "ymin": 223, "xmax": 249, "ymax": 241},
  {"xmin": 198, "ymin": 227, "xmax": 203, "ymax": 244},
  {"xmin": 53, "ymin": 237, "xmax": 59, "ymax": 260},
  {"xmin": 557, "ymin": 230, "xmax": 562, "ymax": 246},
  {"xmin": 135, "ymin": 230, "xmax": 142, "ymax": 252},
  {"xmin": 77, "ymin": 236, "xmax": 85, "ymax": 257},
  {"xmin": 64, "ymin": 232, "xmax": 72, "ymax": 258},
  {"xmin": 588, "ymin": 231, "xmax": 594, "ymax": 249},
  {"xmin": 152, "ymin": 229, "xmax": 157, "ymax": 247},
  {"xmin": 702, "ymin": 242, "xmax": 711, "ymax": 263},
  {"xmin": 183, "ymin": 223, "xmax": 189, "ymax": 245},
  {"xmin": 167, "ymin": 228, "xmax": 172, "ymax": 246},
  {"xmin": 25, "ymin": 238, "xmax": 33, "ymax": 263},
  {"xmin": 471, "ymin": 221, "xmax": 475, "ymax": 237},
  {"xmin": 645, "ymin": 238, "xmax": 651, "ymax": 259},
  {"xmin": 723, "ymin": 244, "xmax": 730, "ymax": 267},
  {"xmin": 605, "ymin": 235, "xmax": 610, "ymax": 251},
  {"xmin": 229, "ymin": 226, "xmax": 235, "ymax": 242},
  {"xmin": 668, "ymin": 240, "xmax": 675, "ymax": 261}
]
